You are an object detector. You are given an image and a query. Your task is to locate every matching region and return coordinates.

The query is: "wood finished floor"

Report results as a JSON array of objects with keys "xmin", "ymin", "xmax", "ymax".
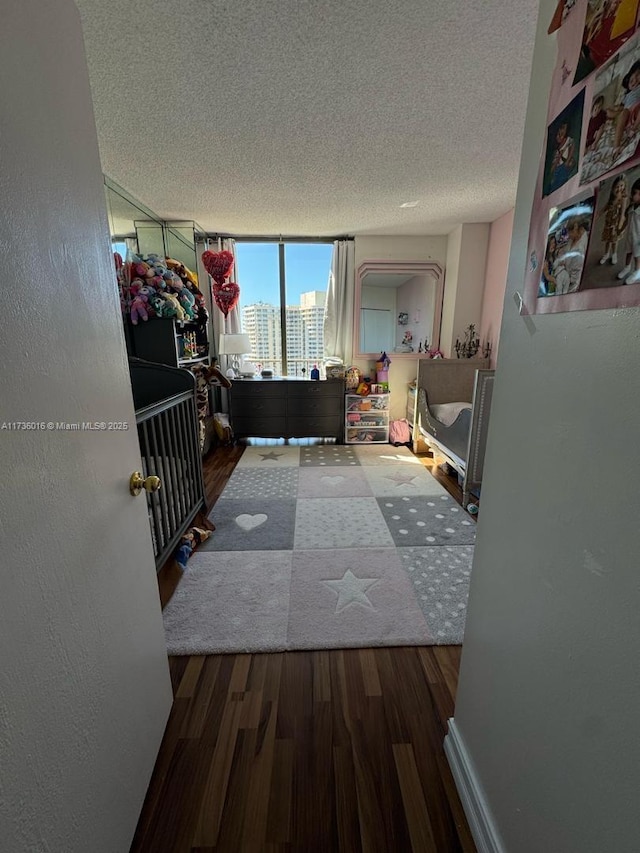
[{"xmin": 140, "ymin": 440, "xmax": 476, "ymax": 853}]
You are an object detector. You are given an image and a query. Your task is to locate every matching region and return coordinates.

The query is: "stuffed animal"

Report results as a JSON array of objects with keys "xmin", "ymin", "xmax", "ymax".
[
  {"xmin": 130, "ymin": 292, "xmax": 150, "ymax": 324},
  {"xmin": 175, "ymin": 526, "xmax": 212, "ymax": 568},
  {"xmin": 138, "ymin": 285, "xmax": 158, "ymax": 317},
  {"xmin": 166, "ymin": 257, "xmax": 198, "ymax": 288},
  {"xmin": 178, "ymin": 289, "xmax": 196, "ymax": 319},
  {"xmin": 149, "ymin": 293, "xmax": 166, "ymax": 317},
  {"xmin": 162, "ymin": 292, "xmax": 185, "ymax": 321}
]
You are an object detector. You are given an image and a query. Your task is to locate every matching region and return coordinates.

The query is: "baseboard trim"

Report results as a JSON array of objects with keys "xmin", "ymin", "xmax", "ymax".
[{"xmin": 444, "ymin": 718, "xmax": 505, "ymax": 853}]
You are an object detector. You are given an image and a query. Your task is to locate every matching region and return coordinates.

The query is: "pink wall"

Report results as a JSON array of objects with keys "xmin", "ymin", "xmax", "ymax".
[{"xmin": 480, "ymin": 208, "xmax": 514, "ymax": 367}]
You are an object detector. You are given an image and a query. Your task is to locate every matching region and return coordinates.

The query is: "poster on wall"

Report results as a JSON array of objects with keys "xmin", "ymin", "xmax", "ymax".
[
  {"xmin": 580, "ymin": 33, "xmax": 640, "ymax": 183},
  {"xmin": 573, "ymin": 0, "xmax": 640, "ymax": 84},
  {"xmin": 539, "ymin": 196, "xmax": 595, "ymax": 296},
  {"xmin": 543, "ymin": 90, "xmax": 585, "ymax": 195},
  {"xmin": 524, "ymin": 0, "xmax": 640, "ymax": 314}
]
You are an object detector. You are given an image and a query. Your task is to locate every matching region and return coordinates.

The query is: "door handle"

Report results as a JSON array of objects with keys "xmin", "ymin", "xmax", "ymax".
[{"xmin": 129, "ymin": 472, "xmax": 162, "ymax": 496}]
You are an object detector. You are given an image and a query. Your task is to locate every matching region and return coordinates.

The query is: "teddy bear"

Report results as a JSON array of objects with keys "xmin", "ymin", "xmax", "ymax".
[
  {"xmin": 148, "ymin": 293, "xmax": 166, "ymax": 317},
  {"xmin": 165, "ymin": 257, "xmax": 198, "ymax": 288},
  {"xmin": 162, "ymin": 292, "xmax": 185, "ymax": 322},
  {"xmin": 130, "ymin": 291, "xmax": 150, "ymax": 324},
  {"xmin": 178, "ymin": 289, "xmax": 196, "ymax": 320},
  {"xmin": 138, "ymin": 285, "xmax": 158, "ymax": 317}
]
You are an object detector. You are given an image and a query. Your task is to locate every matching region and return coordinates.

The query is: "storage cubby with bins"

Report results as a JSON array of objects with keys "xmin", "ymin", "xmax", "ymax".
[{"xmin": 345, "ymin": 393, "xmax": 390, "ymax": 443}]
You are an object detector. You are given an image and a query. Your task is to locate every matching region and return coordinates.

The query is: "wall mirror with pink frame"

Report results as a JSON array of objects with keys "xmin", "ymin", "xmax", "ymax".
[{"xmin": 354, "ymin": 260, "xmax": 444, "ymax": 358}]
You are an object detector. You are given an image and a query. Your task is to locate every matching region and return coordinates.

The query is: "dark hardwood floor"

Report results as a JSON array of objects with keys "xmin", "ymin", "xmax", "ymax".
[{"xmin": 139, "ymin": 439, "xmax": 476, "ymax": 853}]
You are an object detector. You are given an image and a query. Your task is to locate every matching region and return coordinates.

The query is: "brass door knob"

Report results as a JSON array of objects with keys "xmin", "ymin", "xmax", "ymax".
[{"xmin": 129, "ymin": 472, "xmax": 162, "ymax": 496}]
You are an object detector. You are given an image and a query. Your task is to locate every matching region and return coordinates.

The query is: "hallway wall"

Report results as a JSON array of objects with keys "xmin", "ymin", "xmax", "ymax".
[
  {"xmin": 0, "ymin": 3, "xmax": 172, "ymax": 851},
  {"xmin": 450, "ymin": 1, "xmax": 640, "ymax": 851},
  {"xmin": 479, "ymin": 209, "xmax": 514, "ymax": 367}
]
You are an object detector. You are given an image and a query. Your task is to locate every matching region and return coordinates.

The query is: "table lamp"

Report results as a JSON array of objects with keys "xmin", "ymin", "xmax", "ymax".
[{"xmin": 218, "ymin": 333, "xmax": 251, "ymax": 378}]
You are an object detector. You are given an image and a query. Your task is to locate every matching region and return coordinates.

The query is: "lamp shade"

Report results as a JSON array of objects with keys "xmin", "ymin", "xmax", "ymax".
[{"xmin": 218, "ymin": 333, "xmax": 251, "ymax": 355}]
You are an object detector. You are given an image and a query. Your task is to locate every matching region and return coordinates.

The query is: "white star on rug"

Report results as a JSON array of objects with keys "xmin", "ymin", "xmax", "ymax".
[
  {"xmin": 259, "ymin": 451, "xmax": 283, "ymax": 461},
  {"xmin": 384, "ymin": 471, "xmax": 417, "ymax": 485},
  {"xmin": 322, "ymin": 569, "xmax": 379, "ymax": 613}
]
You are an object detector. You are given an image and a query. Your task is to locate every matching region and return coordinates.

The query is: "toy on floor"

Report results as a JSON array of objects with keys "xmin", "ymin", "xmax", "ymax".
[{"xmin": 175, "ymin": 526, "xmax": 212, "ymax": 569}]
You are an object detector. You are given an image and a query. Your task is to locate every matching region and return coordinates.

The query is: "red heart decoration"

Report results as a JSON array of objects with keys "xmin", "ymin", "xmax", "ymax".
[
  {"xmin": 202, "ymin": 249, "xmax": 235, "ymax": 284},
  {"xmin": 212, "ymin": 280, "xmax": 240, "ymax": 317}
]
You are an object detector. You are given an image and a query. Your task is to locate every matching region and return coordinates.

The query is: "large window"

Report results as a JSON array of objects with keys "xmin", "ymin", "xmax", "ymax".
[{"xmin": 235, "ymin": 241, "xmax": 333, "ymax": 377}]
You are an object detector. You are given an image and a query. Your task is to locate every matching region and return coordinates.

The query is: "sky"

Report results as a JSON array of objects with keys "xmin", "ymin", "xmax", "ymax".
[{"xmin": 234, "ymin": 242, "xmax": 333, "ymax": 309}]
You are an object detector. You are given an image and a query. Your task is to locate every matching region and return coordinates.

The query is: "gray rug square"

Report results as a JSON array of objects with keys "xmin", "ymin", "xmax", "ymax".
[
  {"xmin": 300, "ymin": 445, "xmax": 361, "ymax": 467},
  {"xmin": 163, "ymin": 550, "xmax": 292, "ymax": 654},
  {"xmin": 294, "ymin": 497, "xmax": 394, "ymax": 550},
  {"xmin": 235, "ymin": 447, "xmax": 300, "ymax": 468},
  {"xmin": 219, "ymin": 467, "xmax": 298, "ymax": 500},
  {"xmin": 398, "ymin": 546, "xmax": 474, "ymax": 643},
  {"xmin": 362, "ymin": 464, "xmax": 449, "ymax": 497},
  {"xmin": 377, "ymin": 495, "xmax": 476, "ymax": 546},
  {"xmin": 287, "ymin": 548, "xmax": 433, "ymax": 649},
  {"xmin": 297, "ymin": 466, "xmax": 373, "ymax": 498},
  {"xmin": 354, "ymin": 445, "xmax": 425, "ymax": 467},
  {"xmin": 202, "ymin": 498, "xmax": 296, "ymax": 551}
]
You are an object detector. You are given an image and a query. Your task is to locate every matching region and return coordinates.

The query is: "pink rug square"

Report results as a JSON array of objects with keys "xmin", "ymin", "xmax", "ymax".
[
  {"xmin": 287, "ymin": 547, "xmax": 433, "ymax": 649},
  {"xmin": 297, "ymin": 466, "xmax": 373, "ymax": 498}
]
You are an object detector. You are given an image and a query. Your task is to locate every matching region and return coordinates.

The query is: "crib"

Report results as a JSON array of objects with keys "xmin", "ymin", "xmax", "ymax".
[{"xmin": 129, "ymin": 358, "xmax": 205, "ymax": 568}]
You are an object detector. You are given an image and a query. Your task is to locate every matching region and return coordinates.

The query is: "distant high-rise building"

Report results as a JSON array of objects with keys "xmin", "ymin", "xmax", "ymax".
[{"xmin": 241, "ymin": 291, "xmax": 326, "ymax": 374}]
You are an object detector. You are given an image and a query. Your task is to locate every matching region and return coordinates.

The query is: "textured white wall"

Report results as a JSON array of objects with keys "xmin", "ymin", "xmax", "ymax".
[
  {"xmin": 452, "ymin": 1, "xmax": 640, "ymax": 851},
  {"xmin": 479, "ymin": 209, "xmax": 515, "ymax": 367},
  {"xmin": 396, "ymin": 275, "xmax": 435, "ymax": 351},
  {"xmin": 0, "ymin": 2, "xmax": 172, "ymax": 851},
  {"xmin": 440, "ymin": 223, "xmax": 491, "ymax": 357}
]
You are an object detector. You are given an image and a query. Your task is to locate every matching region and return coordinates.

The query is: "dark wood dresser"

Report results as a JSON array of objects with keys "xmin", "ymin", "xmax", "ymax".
[{"xmin": 230, "ymin": 378, "xmax": 344, "ymax": 440}]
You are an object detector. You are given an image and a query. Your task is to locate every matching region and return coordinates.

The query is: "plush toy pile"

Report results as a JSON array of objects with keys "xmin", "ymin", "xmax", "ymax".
[{"xmin": 115, "ymin": 252, "xmax": 209, "ymax": 326}]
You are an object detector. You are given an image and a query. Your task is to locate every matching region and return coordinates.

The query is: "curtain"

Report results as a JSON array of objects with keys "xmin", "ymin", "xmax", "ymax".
[{"xmin": 323, "ymin": 239, "xmax": 355, "ymax": 363}]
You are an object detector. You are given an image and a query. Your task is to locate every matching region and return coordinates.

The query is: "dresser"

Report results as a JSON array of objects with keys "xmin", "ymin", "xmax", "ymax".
[{"xmin": 230, "ymin": 378, "xmax": 344, "ymax": 440}]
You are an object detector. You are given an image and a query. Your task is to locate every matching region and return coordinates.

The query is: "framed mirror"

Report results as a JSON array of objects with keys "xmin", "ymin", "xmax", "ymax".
[{"xmin": 354, "ymin": 260, "xmax": 444, "ymax": 358}]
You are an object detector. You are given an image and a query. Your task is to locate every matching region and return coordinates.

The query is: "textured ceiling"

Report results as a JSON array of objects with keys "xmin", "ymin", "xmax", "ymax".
[{"xmin": 76, "ymin": 0, "xmax": 540, "ymax": 236}]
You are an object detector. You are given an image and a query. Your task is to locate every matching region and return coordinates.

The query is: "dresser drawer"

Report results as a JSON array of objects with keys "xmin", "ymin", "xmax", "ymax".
[
  {"xmin": 231, "ymin": 381, "xmax": 284, "ymax": 399},
  {"xmin": 286, "ymin": 381, "xmax": 343, "ymax": 399},
  {"xmin": 232, "ymin": 396, "xmax": 285, "ymax": 418},
  {"xmin": 287, "ymin": 415, "xmax": 342, "ymax": 438},
  {"xmin": 287, "ymin": 397, "xmax": 341, "ymax": 418},
  {"xmin": 232, "ymin": 416, "xmax": 287, "ymax": 438}
]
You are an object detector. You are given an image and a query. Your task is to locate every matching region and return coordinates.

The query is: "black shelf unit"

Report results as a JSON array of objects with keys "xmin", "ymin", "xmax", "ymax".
[{"xmin": 126, "ymin": 317, "xmax": 209, "ymax": 369}]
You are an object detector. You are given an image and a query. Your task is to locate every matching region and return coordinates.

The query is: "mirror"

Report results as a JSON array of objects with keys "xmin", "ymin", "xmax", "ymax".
[
  {"xmin": 104, "ymin": 179, "xmax": 202, "ymax": 270},
  {"xmin": 354, "ymin": 260, "xmax": 444, "ymax": 357}
]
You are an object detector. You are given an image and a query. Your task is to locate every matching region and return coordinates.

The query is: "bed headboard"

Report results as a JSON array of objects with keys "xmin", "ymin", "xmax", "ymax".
[{"xmin": 416, "ymin": 358, "xmax": 490, "ymax": 404}]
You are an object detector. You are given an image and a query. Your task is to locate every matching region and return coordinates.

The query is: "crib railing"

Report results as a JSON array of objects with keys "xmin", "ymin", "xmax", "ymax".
[{"xmin": 129, "ymin": 359, "xmax": 205, "ymax": 569}]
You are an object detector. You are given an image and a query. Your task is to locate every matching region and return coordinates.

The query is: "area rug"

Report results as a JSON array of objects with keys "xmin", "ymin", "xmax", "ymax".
[{"xmin": 163, "ymin": 445, "xmax": 475, "ymax": 654}]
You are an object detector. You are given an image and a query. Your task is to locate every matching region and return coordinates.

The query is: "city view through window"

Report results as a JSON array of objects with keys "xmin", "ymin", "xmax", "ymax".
[{"xmin": 234, "ymin": 242, "xmax": 333, "ymax": 377}]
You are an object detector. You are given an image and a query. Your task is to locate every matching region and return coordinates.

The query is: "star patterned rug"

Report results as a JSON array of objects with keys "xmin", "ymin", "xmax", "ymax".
[{"xmin": 162, "ymin": 445, "xmax": 476, "ymax": 654}]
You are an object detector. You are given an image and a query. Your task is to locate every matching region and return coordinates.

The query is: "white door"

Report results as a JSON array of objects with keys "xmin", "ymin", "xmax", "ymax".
[
  {"xmin": 361, "ymin": 307, "xmax": 393, "ymax": 352},
  {"xmin": 0, "ymin": 3, "xmax": 172, "ymax": 852}
]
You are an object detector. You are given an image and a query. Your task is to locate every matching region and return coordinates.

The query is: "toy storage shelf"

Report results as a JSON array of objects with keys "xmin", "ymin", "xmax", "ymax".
[
  {"xmin": 345, "ymin": 393, "xmax": 390, "ymax": 444},
  {"xmin": 127, "ymin": 317, "xmax": 209, "ymax": 370}
]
